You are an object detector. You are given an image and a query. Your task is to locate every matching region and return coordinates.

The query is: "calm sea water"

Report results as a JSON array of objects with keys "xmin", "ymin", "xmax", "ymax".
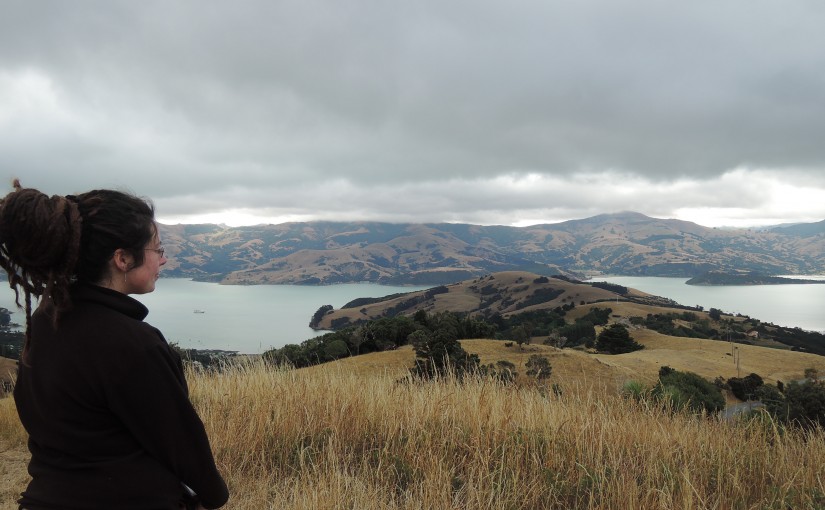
[
  {"xmin": 0, "ymin": 279, "xmax": 429, "ymax": 354},
  {"xmin": 591, "ymin": 275, "xmax": 825, "ymax": 334},
  {"xmin": 3, "ymin": 276, "xmax": 823, "ymax": 354}
]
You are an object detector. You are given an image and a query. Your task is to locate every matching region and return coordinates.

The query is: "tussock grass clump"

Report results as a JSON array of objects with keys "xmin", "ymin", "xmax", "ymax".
[{"xmin": 2, "ymin": 362, "xmax": 824, "ymax": 509}]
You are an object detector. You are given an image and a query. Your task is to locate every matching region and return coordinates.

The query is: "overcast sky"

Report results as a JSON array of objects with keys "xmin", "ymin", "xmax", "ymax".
[{"xmin": 2, "ymin": 1, "xmax": 824, "ymax": 229}]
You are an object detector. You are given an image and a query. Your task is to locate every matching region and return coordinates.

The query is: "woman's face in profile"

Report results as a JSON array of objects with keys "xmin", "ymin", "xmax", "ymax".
[{"xmin": 124, "ymin": 230, "xmax": 167, "ymax": 295}]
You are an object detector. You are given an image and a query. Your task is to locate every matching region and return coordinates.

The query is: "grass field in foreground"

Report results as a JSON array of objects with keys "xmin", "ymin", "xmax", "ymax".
[{"xmin": 1, "ymin": 334, "xmax": 824, "ymax": 509}]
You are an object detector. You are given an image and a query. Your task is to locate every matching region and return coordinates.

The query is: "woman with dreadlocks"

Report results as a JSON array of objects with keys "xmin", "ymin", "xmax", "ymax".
[{"xmin": 0, "ymin": 180, "xmax": 228, "ymax": 510}]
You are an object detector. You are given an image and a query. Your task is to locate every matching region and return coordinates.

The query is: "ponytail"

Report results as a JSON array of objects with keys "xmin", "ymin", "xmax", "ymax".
[{"xmin": 0, "ymin": 180, "xmax": 155, "ymax": 364}]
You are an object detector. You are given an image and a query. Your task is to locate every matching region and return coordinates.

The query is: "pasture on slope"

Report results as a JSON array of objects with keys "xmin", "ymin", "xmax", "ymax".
[
  {"xmin": 320, "ymin": 332, "xmax": 825, "ymax": 396},
  {"xmin": 2, "ymin": 330, "xmax": 825, "ymax": 509}
]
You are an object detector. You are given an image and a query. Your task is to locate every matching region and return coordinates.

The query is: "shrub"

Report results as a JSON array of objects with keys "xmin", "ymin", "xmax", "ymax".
[
  {"xmin": 596, "ymin": 324, "xmax": 643, "ymax": 354},
  {"xmin": 781, "ymin": 380, "xmax": 825, "ymax": 429},
  {"xmin": 525, "ymin": 355, "xmax": 552, "ymax": 380},
  {"xmin": 621, "ymin": 380, "xmax": 648, "ymax": 401},
  {"xmin": 728, "ymin": 373, "xmax": 764, "ymax": 401},
  {"xmin": 653, "ymin": 368, "xmax": 725, "ymax": 415}
]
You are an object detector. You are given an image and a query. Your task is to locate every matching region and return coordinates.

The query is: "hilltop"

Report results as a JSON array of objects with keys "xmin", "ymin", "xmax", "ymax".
[
  {"xmin": 267, "ymin": 271, "xmax": 825, "ymax": 383},
  {"xmin": 157, "ymin": 212, "xmax": 825, "ymax": 285},
  {"xmin": 310, "ymin": 270, "xmax": 823, "ymax": 353},
  {"xmin": 311, "ymin": 270, "xmax": 668, "ymax": 330}
]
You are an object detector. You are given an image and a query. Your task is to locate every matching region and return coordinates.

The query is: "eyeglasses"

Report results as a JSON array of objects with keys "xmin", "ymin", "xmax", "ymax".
[{"xmin": 145, "ymin": 247, "xmax": 166, "ymax": 258}]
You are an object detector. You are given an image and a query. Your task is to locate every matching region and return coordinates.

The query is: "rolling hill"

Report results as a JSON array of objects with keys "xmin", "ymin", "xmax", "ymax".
[
  {"xmin": 310, "ymin": 270, "xmax": 670, "ymax": 330},
  {"xmin": 320, "ymin": 336, "xmax": 825, "ymax": 396},
  {"xmin": 305, "ymin": 270, "xmax": 825, "ymax": 392},
  {"xmin": 158, "ymin": 212, "xmax": 825, "ymax": 285}
]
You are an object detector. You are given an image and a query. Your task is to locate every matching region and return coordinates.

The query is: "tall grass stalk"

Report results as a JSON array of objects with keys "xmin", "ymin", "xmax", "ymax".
[{"xmin": 2, "ymin": 361, "xmax": 824, "ymax": 509}]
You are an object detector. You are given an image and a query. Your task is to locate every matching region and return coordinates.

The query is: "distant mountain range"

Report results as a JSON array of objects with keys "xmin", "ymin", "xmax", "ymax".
[{"xmin": 157, "ymin": 211, "xmax": 825, "ymax": 285}]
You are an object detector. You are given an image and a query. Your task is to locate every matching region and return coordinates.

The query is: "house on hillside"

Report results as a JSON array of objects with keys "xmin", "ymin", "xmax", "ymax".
[{"xmin": 746, "ymin": 329, "xmax": 759, "ymax": 340}]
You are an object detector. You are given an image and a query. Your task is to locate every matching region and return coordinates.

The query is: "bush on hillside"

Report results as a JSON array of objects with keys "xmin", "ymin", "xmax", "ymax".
[
  {"xmin": 588, "ymin": 281, "xmax": 628, "ymax": 295},
  {"xmin": 728, "ymin": 373, "xmax": 764, "ymax": 401},
  {"xmin": 783, "ymin": 380, "xmax": 825, "ymax": 429},
  {"xmin": 556, "ymin": 321, "xmax": 595, "ymax": 347},
  {"xmin": 409, "ymin": 313, "xmax": 480, "ymax": 380},
  {"xmin": 577, "ymin": 307, "xmax": 612, "ymax": 326},
  {"xmin": 755, "ymin": 380, "xmax": 825, "ymax": 430},
  {"xmin": 621, "ymin": 380, "xmax": 648, "ymax": 402},
  {"xmin": 481, "ymin": 360, "xmax": 518, "ymax": 383},
  {"xmin": 653, "ymin": 366, "xmax": 726, "ymax": 415},
  {"xmin": 525, "ymin": 355, "xmax": 552, "ymax": 380},
  {"xmin": 596, "ymin": 324, "xmax": 643, "ymax": 354}
]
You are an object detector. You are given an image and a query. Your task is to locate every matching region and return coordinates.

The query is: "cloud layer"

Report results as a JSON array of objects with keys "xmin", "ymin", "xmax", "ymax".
[{"xmin": 2, "ymin": 0, "xmax": 824, "ymax": 227}]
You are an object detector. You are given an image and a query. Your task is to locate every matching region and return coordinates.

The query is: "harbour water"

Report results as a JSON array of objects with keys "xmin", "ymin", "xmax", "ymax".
[
  {"xmin": 2, "ymin": 276, "xmax": 823, "ymax": 354},
  {"xmin": 0, "ymin": 279, "xmax": 429, "ymax": 354},
  {"xmin": 591, "ymin": 275, "xmax": 825, "ymax": 334}
]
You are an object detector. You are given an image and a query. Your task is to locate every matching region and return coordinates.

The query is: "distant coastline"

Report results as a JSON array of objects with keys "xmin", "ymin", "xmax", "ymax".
[{"xmin": 686, "ymin": 271, "xmax": 825, "ymax": 286}]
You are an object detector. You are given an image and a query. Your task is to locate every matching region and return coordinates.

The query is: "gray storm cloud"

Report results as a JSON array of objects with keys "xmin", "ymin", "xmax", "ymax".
[{"xmin": 1, "ymin": 0, "xmax": 824, "ymax": 226}]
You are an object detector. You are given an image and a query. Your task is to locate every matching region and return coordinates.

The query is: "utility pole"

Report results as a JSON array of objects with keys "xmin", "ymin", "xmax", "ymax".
[{"xmin": 734, "ymin": 346, "xmax": 741, "ymax": 378}]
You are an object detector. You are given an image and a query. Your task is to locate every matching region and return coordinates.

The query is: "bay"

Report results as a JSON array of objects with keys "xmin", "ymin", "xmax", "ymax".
[
  {"xmin": 591, "ymin": 275, "xmax": 825, "ymax": 334},
  {"xmin": 0, "ymin": 279, "xmax": 430, "ymax": 354},
  {"xmin": 4, "ymin": 275, "xmax": 824, "ymax": 354}
]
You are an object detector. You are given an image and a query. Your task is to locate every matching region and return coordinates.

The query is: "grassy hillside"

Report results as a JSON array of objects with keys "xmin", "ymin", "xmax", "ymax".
[
  {"xmin": 320, "ymin": 332, "xmax": 825, "ymax": 393},
  {"xmin": 2, "ymin": 331, "xmax": 824, "ymax": 509},
  {"xmin": 157, "ymin": 213, "xmax": 825, "ymax": 284},
  {"xmin": 313, "ymin": 271, "xmax": 660, "ymax": 330},
  {"xmin": 306, "ymin": 270, "xmax": 825, "ymax": 357}
]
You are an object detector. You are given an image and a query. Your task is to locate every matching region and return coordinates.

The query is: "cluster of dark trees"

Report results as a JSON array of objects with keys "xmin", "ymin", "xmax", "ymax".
[
  {"xmin": 266, "ymin": 310, "xmax": 498, "ymax": 368},
  {"xmin": 625, "ymin": 366, "xmax": 825, "ymax": 430},
  {"xmin": 651, "ymin": 366, "xmax": 727, "ymax": 414},
  {"xmin": 726, "ymin": 370, "xmax": 825, "ymax": 430},
  {"xmin": 267, "ymin": 301, "xmax": 635, "ymax": 370},
  {"xmin": 634, "ymin": 312, "xmax": 716, "ymax": 339},
  {"xmin": 624, "ymin": 310, "xmax": 825, "ymax": 356},
  {"xmin": 0, "ymin": 307, "xmax": 23, "ymax": 360},
  {"xmin": 596, "ymin": 324, "xmax": 644, "ymax": 354}
]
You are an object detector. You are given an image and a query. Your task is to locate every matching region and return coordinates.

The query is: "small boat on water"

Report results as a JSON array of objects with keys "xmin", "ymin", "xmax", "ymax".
[{"xmin": 193, "ymin": 309, "xmax": 206, "ymax": 314}]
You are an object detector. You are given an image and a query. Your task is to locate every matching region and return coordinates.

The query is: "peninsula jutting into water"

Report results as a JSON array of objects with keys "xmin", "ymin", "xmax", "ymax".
[{"xmin": 686, "ymin": 271, "xmax": 825, "ymax": 286}]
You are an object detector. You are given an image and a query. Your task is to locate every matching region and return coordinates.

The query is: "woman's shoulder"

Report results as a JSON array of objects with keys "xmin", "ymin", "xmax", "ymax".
[
  {"xmin": 60, "ymin": 286, "xmax": 169, "ymax": 354},
  {"xmin": 71, "ymin": 283, "xmax": 150, "ymax": 321}
]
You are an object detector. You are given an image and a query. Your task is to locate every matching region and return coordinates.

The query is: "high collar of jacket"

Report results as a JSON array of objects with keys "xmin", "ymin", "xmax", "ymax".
[{"xmin": 71, "ymin": 283, "xmax": 149, "ymax": 321}]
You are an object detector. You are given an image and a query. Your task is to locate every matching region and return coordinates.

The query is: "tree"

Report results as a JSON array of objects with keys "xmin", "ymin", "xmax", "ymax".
[
  {"xmin": 596, "ymin": 324, "xmax": 643, "ymax": 354},
  {"xmin": 782, "ymin": 380, "xmax": 825, "ymax": 429},
  {"xmin": 755, "ymin": 384, "xmax": 786, "ymax": 417},
  {"xmin": 309, "ymin": 304, "xmax": 333, "ymax": 328},
  {"xmin": 728, "ymin": 373, "xmax": 764, "ymax": 401},
  {"xmin": 708, "ymin": 308, "xmax": 722, "ymax": 321},
  {"xmin": 323, "ymin": 339, "xmax": 349, "ymax": 360},
  {"xmin": 482, "ymin": 360, "xmax": 517, "ymax": 383},
  {"xmin": 512, "ymin": 324, "xmax": 531, "ymax": 350},
  {"xmin": 409, "ymin": 319, "xmax": 480, "ymax": 380},
  {"xmin": 757, "ymin": 380, "xmax": 825, "ymax": 429},
  {"xmin": 525, "ymin": 355, "xmax": 552, "ymax": 380}
]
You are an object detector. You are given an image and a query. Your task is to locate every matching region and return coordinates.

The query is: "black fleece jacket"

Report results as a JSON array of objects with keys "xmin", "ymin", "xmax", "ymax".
[{"xmin": 14, "ymin": 284, "xmax": 229, "ymax": 509}]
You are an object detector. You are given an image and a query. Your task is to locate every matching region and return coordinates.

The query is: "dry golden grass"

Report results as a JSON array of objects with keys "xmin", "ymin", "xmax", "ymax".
[
  {"xmin": 0, "ymin": 397, "xmax": 27, "ymax": 510},
  {"xmin": 0, "ymin": 358, "xmax": 16, "ymax": 393},
  {"xmin": 2, "ymin": 335, "xmax": 825, "ymax": 509}
]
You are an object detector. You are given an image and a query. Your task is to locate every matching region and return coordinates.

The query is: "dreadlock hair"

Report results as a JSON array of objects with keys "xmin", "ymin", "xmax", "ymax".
[{"xmin": 0, "ymin": 179, "xmax": 156, "ymax": 364}]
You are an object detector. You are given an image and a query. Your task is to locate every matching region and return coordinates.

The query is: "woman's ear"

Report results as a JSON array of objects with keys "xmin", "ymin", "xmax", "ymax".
[{"xmin": 112, "ymin": 248, "xmax": 135, "ymax": 273}]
